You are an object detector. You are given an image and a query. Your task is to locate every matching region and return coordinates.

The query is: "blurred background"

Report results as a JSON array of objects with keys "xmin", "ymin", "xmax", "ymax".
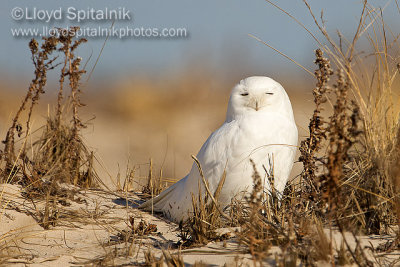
[{"xmin": 0, "ymin": 0, "xmax": 398, "ymax": 187}]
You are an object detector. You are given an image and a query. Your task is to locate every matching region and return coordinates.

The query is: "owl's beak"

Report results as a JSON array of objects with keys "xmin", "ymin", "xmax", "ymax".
[{"xmin": 248, "ymin": 98, "xmax": 261, "ymax": 111}]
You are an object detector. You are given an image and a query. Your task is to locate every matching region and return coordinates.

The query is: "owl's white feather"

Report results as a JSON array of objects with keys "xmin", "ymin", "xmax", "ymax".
[{"xmin": 139, "ymin": 76, "xmax": 298, "ymax": 222}]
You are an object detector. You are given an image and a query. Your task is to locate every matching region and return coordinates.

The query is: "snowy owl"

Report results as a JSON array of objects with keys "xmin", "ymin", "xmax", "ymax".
[{"xmin": 140, "ymin": 76, "xmax": 298, "ymax": 222}]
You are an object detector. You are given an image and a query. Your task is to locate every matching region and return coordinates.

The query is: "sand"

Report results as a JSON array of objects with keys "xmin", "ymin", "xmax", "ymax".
[{"xmin": 1, "ymin": 183, "xmax": 399, "ymax": 266}]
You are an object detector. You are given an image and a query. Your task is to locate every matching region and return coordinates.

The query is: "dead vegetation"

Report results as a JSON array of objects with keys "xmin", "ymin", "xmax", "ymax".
[
  {"xmin": 0, "ymin": 27, "xmax": 97, "ymax": 197},
  {"xmin": 116, "ymin": 217, "xmax": 158, "ymax": 243},
  {"xmin": 144, "ymin": 249, "xmax": 185, "ymax": 267},
  {"xmin": 148, "ymin": 1, "xmax": 400, "ymax": 265},
  {"xmin": 224, "ymin": 0, "xmax": 400, "ymax": 265},
  {"xmin": 141, "ymin": 158, "xmax": 170, "ymax": 197},
  {"xmin": 178, "ymin": 156, "xmax": 229, "ymax": 247},
  {"xmin": 1, "ymin": 0, "xmax": 400, "ymax": 265},
  {"xmin": 0, "ymin": 27, "xmax": 103, "ymax": 264}
]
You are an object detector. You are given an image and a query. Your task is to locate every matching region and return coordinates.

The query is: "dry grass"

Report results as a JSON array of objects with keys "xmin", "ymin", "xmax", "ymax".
[
  {"xmin": 224, "ymin": 1, "xmax": 400, "ymax": 265},
  {"xmin": 144, "ymin": 248, "xmax": 184, "ymax": 267},
  {"xmin": 115, "ymin": 217, "xmax": 158, "ymax": 243},
  {"xmin": 271, "ymin": 0, "xmax": 400, "ymax": 229},
  {"xmin": 178, "ymin": 156, "xmax": 229, "ymax": 247},
  {"xmin": 142, "ymin": 158, "xmax": 169, "ymax": 197},
  {"xmin": 1, "ymin": 1, "xmax": 400, "ymax": 265},
  {"xmin": 276, "ymin": 0, "xmax": 400, "ymax": 236},
  {"xmin": 0, "ymin": 28, "xmax": 103, "ymax": 264},
  {"xmin": 390, "ymin": 125, "xmax": 400, "ymax": 248},
  {"xmin": 127, "ymin": 1, "xmax": 400, "ymax": 265},
  {"xmin": 0, "ymin": 27, "xmax": 98, "ymax": 198},
  {"xmin": 309, "ymin": 3, "xmax": 398, "ymax": 236}
]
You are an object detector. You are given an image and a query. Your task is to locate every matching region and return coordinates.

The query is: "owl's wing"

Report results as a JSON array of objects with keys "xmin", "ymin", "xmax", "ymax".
[
  {"xmin": 139, "ymin": 121, "xmax": 237, "ymax": 222},
  {"xmin": 265, "ymin": 117, "xmax": 298, "ymax": 194},
  {"xmin": 138, "ymin": 174, "xmax": 187, "ymax": 212}
]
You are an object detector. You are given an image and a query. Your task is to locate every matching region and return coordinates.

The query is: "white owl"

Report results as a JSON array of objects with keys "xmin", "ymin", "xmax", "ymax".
[{"xmin": 140, "ymin": 76, "xmax": 298, "ymax": 222}]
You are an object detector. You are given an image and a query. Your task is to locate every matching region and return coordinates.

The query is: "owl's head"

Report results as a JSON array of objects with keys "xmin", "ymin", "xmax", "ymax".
[{"xmin": 226, "ymin": 76, "xmax": 294, "ymax": 122}]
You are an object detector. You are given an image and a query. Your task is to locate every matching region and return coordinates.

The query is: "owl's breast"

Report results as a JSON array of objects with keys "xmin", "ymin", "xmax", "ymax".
[
  {"xmin": 231, "ymin": 112, "xmax": 297, "ymax": 155},
  {"xmin": 198, "ymin": 112, "xmax": 297, "ymax": 197}
]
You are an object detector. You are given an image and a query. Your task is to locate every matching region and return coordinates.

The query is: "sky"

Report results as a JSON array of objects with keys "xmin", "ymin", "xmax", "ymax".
[{"xmin": 1, "ymin": 0, "xmax": 399, "ymax": 85}]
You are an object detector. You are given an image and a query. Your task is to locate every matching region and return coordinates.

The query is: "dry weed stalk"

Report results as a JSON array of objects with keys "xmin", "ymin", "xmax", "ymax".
[
  {"xmin": 0, "ymin": 27, "xmax": 98, "ymax": 196},
  {"xmin": 322, "ymin": 69, "xmax": 361, "ymax": 212},
  {"xmin": 234, "ymin": 159, "xmax": 337, "ymax": 265},
  {"xmin": 292, "ymin": 0, "xmax": 399, "ymax": 235},
  {"xmin": 298, "ymin": 48, "xmax": 361, "ymax": 215},
  {"xmin": 316, "ymin": 1, "xmax": 398, "ymax": 234},
  {"xmin": 237, "ymin": 0, "xmax": 400, "ymax": 260},
  {"xmin": 2, "ymin": 37, "xmax": 58, "ymax": 172},
  {"xmin": 298, "ymin": 48, "xmax": 333, "ymax": 213}
]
